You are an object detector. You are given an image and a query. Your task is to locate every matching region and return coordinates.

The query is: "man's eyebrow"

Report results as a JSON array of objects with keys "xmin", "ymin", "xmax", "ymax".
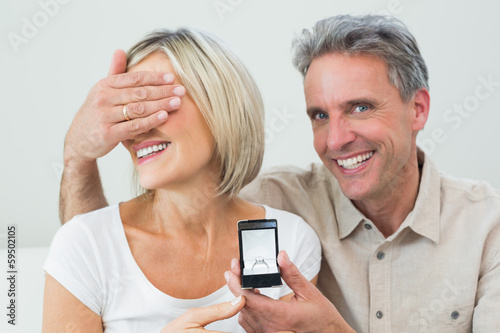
[
  {"xmin": 306, "ymin": 106, "xmax": 325, "ymax": 117},
  {"xmin": 306, "ymin": 98, "xmax": 380, "ymax": 116},
  {"xmin": 340, "ymin": 98, "xmax": 379, "ymax": 109}
]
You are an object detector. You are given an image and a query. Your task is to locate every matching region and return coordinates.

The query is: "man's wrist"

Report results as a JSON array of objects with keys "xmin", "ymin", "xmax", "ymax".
[
  {"xmin": 321, "ymin": 316, "xmax": 356, "ymax": 333},
  {"xmin": 63, "ymin": 146, "xmax": 98, "ymax": 173},
  {"xmin": 59, "ymin": 148, "xmax": 107, "ymax": 223}
]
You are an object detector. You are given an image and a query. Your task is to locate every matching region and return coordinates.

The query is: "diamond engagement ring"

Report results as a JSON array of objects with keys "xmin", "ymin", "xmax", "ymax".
[{"xmin": 251, "ymin": 256, "xmax": 269, "ymax": 273}]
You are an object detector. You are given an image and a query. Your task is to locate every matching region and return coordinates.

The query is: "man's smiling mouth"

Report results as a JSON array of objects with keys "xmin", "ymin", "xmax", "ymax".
[{"xmin": 336, "ymin": 151, "xmax": 374, "ymax": 170}]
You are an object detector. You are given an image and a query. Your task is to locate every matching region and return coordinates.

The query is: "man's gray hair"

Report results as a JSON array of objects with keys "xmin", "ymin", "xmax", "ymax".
[{"xmin": 292, "ymin": 15, "xmax": 429, "ymax": 102}]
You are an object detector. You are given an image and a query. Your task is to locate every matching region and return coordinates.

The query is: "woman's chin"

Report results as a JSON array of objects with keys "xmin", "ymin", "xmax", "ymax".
[
  {"xmin": 138, "ymin": 177, "xmax": 162, "ymax": 191},
  {"xmin": 138, "ymin": 175, "xmax": 177, "ymax": 192}
]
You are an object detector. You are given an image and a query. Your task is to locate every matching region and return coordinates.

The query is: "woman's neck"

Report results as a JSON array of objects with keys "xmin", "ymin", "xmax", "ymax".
[
  {"xmin": 152, "ymin": 187, "xmax": 232, "ymax": 236},
  {"xmin": 129, "ymin": 185, "xmax": 262, "ymax": 241},
  {"xmin": 119, "ymin": 184, "xmax": 265, "ymax": 299}
]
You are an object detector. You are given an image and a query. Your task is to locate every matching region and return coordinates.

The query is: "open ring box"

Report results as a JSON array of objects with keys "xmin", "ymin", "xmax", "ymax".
[{"xmin": 238, "ymin": 219, "xmax": 282, "ymax": 289}]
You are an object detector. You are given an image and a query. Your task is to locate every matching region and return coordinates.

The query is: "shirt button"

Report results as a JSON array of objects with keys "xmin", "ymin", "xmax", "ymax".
[
  {"xmin": 377, "ymin": 251, "xmax": 385, "ymax": 260},
  {"xmin": 376, "ymin": 311, "xmax": 383, "ymax": 319},
  {"xmin": 451, "ymin": 311, "xmax": 460, "ymax": 319},
  {"xmin": 364, "ymin": 224, "xmax": 372, "ymax": 230}
]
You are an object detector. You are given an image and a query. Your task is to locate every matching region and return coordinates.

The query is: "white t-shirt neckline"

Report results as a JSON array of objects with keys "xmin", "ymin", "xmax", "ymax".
[{"xmin": 113, "ymin": 203, "xmax": 274, "ymax": 308}]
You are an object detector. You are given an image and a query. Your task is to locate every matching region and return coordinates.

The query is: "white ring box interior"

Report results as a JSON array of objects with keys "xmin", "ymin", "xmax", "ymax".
[{"xmin": 238, "ymin": 219, "xmax": 282, "ymax": 289}]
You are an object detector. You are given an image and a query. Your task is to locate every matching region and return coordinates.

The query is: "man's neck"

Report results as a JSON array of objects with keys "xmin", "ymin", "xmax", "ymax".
[{"xmin": 352, "ymin": 154, "xmax": 422, "ymax": 238}]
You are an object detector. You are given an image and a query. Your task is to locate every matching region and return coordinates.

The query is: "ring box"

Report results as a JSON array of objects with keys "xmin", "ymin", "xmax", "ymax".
[{"xmin": 238, "ymin": 219, "xmax": 282, "ymax": 289}]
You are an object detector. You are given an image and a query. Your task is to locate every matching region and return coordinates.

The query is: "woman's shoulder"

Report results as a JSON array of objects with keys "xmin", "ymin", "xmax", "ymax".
[
  {"xmin": 65, "ymin": 204, "xmax": 121, "ymax": 232},
  {"xmin": 44, "ymin": 205, "xmax": 124, "ymax": 316},
  {"xmin": 51, "ymin": 204, "xmax": 122, "ymax": 252},
  {"xmin": 71, "ymin": 203, "xmax": 120, "ymax": 222},
  {"xmin": 45, "ymin": 203, "xmax": 129, "ymax": 286}
]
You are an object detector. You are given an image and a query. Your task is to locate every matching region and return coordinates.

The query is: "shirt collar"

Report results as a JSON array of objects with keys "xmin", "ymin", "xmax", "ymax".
[
  {"xmin": 405, "ymin": 148, "xmax": 441, "ymax": 243},
  {"xmin": 330, "ymin": 176, "xmax": 365, "ymax": 240},
  {"xmin": 332, "ymin": 148, "xmax": 441, "ymax": 243}
]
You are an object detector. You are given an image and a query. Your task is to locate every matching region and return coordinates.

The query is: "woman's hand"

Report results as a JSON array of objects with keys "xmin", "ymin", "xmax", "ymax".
[{"xmin": 160, "ymin": 296, "xmax": 245, "ymax": 333}]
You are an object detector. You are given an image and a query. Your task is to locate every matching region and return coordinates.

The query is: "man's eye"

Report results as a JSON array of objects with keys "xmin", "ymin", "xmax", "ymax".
[
  {"xmin": 313, "ymin": 112, "xmax": 328, "ymax": 120},
  {"xmin": 353, "ymin": 105, "xmax": 370, "ymax": 113}
]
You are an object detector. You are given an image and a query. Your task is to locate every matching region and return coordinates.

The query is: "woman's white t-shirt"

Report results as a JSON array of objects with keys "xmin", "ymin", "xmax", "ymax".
[{"xmin": 44, "ymin": 204, "xmax": 321, "ymax": 332}]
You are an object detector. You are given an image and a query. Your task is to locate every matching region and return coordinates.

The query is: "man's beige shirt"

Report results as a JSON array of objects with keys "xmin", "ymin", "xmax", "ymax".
[{"xmin": 241, "ymin": 150, "xmax": 500, "ymax": 332}]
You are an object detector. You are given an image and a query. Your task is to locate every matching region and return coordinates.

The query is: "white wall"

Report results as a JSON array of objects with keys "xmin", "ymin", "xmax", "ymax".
[{"xmin": 2, "ymin": 0, "xmax": 500, "ymax": 249}]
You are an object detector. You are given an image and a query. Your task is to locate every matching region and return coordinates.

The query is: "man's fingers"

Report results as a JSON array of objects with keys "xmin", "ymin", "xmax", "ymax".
[
  {"xmin": 227, "ymin": 253, "xmax": 319, "ymax": 302},
  {"xmin": 107, "ymin": 50, "xmax": 127, "ymax": 76},
  {"xmin": 225, "ymin": 268, "xmax": 278, "ymax": 313},
  {"xmin": 111, "ymin": 84, "xmax": 185, "ymax": 108},
  {"xmin": 111, "ymin": 96, "xmax": 181, "ymax": 123},
  {"xmin": 238, "ymin": 310, "xmax": 258, "ymax": 333},
  {"xmin": 182, "ymin": 296, "xmax": 246, "ymax": 327},
  {"xmin": 107, "ymin": 71, "xmax": 175, "ymax": 88},
  {"xmin": 112, "ymin": 111, "xmax": 168, "ymax": 142},
  {"xmin": 125, "ymin": 96, "xmax": 182, "ymax": 119},
  {"xmin": 226, "ymin": 259, "xmax": 267, "ymax": 299},
  {"xmin": 277, "ymin": 251, "xmax": 320, "ymax": 301}
]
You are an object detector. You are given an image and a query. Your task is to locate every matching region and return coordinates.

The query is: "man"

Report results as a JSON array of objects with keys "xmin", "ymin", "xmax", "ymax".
[
  {"xmin": 59, "ymin": 15, "xmax": 500, "ymax": 332},
  {"xmin": 225, "ymin": 15, "xmax": 499, "ymax": 332}
]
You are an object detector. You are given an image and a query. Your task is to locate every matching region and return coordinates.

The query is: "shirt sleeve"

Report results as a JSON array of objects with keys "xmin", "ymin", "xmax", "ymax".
[
  {"xmin": 278, "ymin": 213, "xmax": 322, "ymax": 297},
  {"xmin": 43, "ymin": 216, "xmax": 104, "ymax": 315},
  {"xmin": 473, "ymin": 243, "xmax": 500, "ymax": 330}
]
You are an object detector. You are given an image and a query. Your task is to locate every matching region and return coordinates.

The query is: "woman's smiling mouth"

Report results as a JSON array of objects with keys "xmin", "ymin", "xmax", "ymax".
[{"xmin": 136, "ymin": 142, "xmax": 171, "ymax": 159}]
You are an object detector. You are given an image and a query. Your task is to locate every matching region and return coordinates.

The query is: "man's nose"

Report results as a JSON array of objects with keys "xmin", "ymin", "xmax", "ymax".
[{"xmin": 326, "ymin": 117, "xmax": 356, "ymax": 151}]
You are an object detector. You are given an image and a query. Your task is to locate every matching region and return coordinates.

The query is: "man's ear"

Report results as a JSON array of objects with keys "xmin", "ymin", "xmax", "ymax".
[{"xmin": 411, "ymin": 88, "xmax": 430, "ymax": 132}]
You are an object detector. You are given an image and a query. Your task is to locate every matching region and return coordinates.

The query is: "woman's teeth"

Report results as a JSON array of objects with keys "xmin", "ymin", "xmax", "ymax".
[
  {"xmin": 337, "ymin": 151, "xmax": 374, "ymax": 170},
  {"xmin": 136, "ymin": 143, "xmax": 170, "ymax": 159}
]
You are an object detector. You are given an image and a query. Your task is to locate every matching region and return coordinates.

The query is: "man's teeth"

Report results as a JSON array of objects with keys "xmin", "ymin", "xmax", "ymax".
[
  {"xmin": 337, "ymin": 151, "xmax": 374, "ymax": 169},
  {"xmin": 136, "ymin": 143, "xmax": 170, "ymax": 158}
]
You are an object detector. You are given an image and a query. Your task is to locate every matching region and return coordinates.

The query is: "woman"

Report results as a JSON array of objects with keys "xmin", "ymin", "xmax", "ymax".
[{"xmin": 42, "ymin": 28, "xmax": 321, "ymax": 332}]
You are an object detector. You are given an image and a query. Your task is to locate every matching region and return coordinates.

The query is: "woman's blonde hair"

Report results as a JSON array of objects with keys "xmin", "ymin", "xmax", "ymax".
[{"xmin": 127, "ymin": 28, "xmax": 264, "ymax": 197}]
